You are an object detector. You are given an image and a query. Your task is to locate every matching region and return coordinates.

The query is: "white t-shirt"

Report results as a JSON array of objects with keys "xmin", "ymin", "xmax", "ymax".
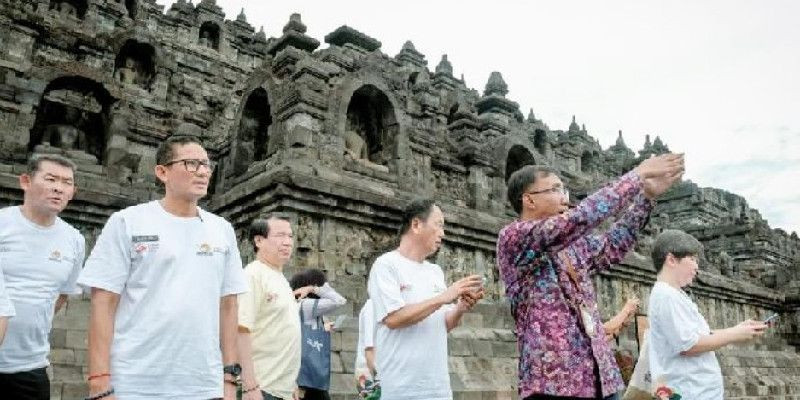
[
  {"xmin": 238, "ymin": 260, "xmax": 301, "ymax": 400},
  {"xmin": 367, "ymin": 250, "xmax": 453, "ymax": 400},
  {"xmin": 77, "ymin": 201, "xmax": 247, "ymax": 400},
  {"xmin": 648, "ymin": 281, "xmax": 723, "ymax": 400},
  {"xmin": 354, "ymin": 299, "xmax": 376, "ymax": 381},
  {"xmin": 0, "ymin": 206, "xmax": 84, "ymax": 372}
]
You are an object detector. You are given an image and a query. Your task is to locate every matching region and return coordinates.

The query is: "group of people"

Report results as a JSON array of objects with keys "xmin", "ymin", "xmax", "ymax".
[{"xmin": 0, "ymin": 133, "xmax": 770, "ymax": 400}]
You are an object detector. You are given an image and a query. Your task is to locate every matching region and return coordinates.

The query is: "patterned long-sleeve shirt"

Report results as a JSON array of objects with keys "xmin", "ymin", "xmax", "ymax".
[{"xmin": 496, "ymin": 171, "xmax": 653, "ymax": 398}]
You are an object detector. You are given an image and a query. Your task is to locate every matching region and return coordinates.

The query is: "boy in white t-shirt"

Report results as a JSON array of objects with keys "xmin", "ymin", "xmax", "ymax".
[
  {"xmin": 78, "ymin": 136, "xmax": 247, "ymax": 400},
  {"xmin": 648, "ymin": 229, "xmax": 767, "ymax": 400},
  {"xmin": 0, "ymin": 154, "xmax": 85, "ymax": 400},
  {"xmin": 367, "ymin": 199, "xmax": 484, "ymax": 400}
]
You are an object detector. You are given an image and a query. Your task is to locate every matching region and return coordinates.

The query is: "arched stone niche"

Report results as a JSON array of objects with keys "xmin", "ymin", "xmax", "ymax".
[
  {"xmin": 581, "ymin": 150, "xmax": 600, "ymax": 173},
  {"xmin": 344, "ymin": 84, "xmax": 398, "ymax": 167},
  {"xmin": 533, "ymin": 129, "xmax": 548, "ymax": 155},
  {"xmin": 231, "ymin": 88, "xmax": 272, "ymax": 175},
  {"xmin": 48, "ymin": 0, "xmax": 87, "ymax": 19},
  {"xmin": 28, "ymin": 76, "xmax": 114, "ymax": 166},
  {"xmin": 199, "ymin": 21, "xmax": 221, "ymax": 50},
  {"xmin": 114, "ymin": 40, "xmax": 156, "ymax": 89},
  {"xmin": 505, "ymin": 144, "xmax": 537, "ymax": 182}
]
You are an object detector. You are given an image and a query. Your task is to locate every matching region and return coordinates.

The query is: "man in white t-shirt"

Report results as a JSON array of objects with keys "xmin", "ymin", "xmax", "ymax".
[
  {"xmin": 354, "ymin": 298, "xmax": 376, "ymax": 385},
  {"xmin": 78, "ymin": 135, "xmax": 247, "ymax": 400},
  {"xmin": 648, "ymin": 229, "xmax": 767, "ymax": 400},
  {"xmin": 237, "ymin": 215, "xmax": 301, "ymax": 400},
  {"xmin": 367, "ymin": 199, "xmax": 484, "ymax": 400},
  {"xmin": 0, "ymin": 266, "xmax": 14, "ymax": 344},
  {"xmin": 0, "ymin": 154, "xmax": 85, "ymax": 400}
]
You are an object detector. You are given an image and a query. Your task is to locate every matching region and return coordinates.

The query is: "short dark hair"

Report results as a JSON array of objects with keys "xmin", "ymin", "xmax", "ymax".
[
  {"xmin": 289, "ymin": 269, "xmax": 327, "ymax": 299},
  {"xmin": 155, "ymin": 135, "xmax": 204, "ymax": 166},
  {"xmin": 506, "ymin": 165, "xmax": 558, "ymax": 214},
  {"xmin": 651, "ymin": 229, "xmax": 704, "ymax": 272},
  {"xmin": 248, "ymin": 214, "xmax": 291, "ymax": 252},
  {"xmin": 398, "ymin": 198, "xmax": 437, "ymax": 236},
  {"xmin": 27, "ymin": 154, "xmax": 77, "ymax": 176}
]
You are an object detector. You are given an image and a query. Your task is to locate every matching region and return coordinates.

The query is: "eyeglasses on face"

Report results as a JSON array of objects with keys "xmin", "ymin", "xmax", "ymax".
[
  {"xmin": 162, "ymin": 158, "xmax": 216, "ymax": 173},
  {"xmin": 525, "ymin": 185, "xmax": 569, "ymax": 198}
]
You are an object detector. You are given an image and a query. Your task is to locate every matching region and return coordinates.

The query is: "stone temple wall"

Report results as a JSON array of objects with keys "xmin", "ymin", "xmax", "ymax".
[{"xmin": 1, "ymin": 0, "xmax": 799, "ymax": 398}]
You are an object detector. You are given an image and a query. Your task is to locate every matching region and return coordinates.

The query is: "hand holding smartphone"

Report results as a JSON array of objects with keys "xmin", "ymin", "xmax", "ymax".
[{"xmin": 763, "ymin": 313, "xmax": 779, "ymax": 326}]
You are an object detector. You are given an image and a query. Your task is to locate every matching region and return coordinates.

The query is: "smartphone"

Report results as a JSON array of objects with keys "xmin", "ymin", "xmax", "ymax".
[{"xmin": 763, "ymin": 313, "xmax": 779, "ymax": 324}]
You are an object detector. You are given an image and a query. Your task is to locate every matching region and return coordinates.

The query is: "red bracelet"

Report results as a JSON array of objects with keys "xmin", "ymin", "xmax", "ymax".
[{"xmin": 87, "ymin": 372, "xmax": 111, "ymax": 381}]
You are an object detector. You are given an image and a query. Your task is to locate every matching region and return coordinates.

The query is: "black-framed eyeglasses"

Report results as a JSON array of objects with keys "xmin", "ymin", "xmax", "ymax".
[
  {"xmin": 162, "ymin": 158, "xmax": 216, "ymax": 173},
  {"xmin": 525, "ymin": 186, "xmax": 569, "ymax": 198}
]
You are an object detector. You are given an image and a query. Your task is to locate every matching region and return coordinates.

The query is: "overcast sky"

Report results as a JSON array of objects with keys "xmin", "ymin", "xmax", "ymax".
[{"xmin": 156, "ymin": 0, "xmax": 799, "ymax": 234}]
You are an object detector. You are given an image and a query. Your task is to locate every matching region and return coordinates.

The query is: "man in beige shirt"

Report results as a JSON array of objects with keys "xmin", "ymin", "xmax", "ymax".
[{"xmin": 238, "ymin": 215, "xmax": 301, "ymax": 400}]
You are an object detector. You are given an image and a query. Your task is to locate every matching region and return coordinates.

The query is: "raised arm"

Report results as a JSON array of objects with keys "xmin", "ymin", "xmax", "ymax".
[
  {"xmin": 303, "ymin": 283, "xmax": 347, "ymax": 317},
  {"xmin": 500, "ymin": 170, "xmax": 646, "ymax": 262},
  {"xmin": 584, "ymin": 193, "xmax": 654, "ymax": 273}
]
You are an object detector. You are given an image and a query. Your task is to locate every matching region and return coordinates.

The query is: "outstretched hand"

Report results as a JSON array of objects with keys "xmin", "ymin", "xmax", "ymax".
[
  {"xmin": 441, "ymin": 275, "xmax": 483, "ymax": 304},
  {"xmin": 635, "ymin": 153, "xmax": 685, "ymax": 199},
  {"xmin": 634, "ymin": 153, "xmax": 685, "ymax": 180}
]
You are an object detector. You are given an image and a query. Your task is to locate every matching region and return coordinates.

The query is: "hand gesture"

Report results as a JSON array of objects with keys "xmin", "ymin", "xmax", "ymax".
[
  {"xmin": 643, "ymin": 170, "xmax": 684, "ymax": 199},
  {"xmin": 730, "ymin": 319, "xmax": 767, "ymax": 342},
  {"xmin": 293, "ymin": 286, "xmax": 316, "ymax": 300},
  {"xmin": 634, "ymin": 153, "xmax": 685, "ymax": 180},
  {"xmin": 457, "ymin": 288, "xmax": 485, "ymax": 311},
  {"xmin": 441, "ymin": 275, "xmax": 482, "ymax": 304},
  {"xmin": 623, "ymin": 296, "xmax": 640, "ymax": 317}
]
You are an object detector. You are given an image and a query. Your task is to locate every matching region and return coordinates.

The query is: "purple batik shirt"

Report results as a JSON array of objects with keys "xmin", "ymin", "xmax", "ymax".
[{"xmin": 496, "ymin": 171, "xmax": 653, "ymax": 399}]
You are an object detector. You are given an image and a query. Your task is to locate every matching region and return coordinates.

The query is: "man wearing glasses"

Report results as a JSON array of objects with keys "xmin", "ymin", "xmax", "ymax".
[
  {"xmin": 496, "ymin": 154, "xmax": 684, "ymax": 400},
  {"xmin": 78, "ymin": 135, "xmax": 247, "ymax": 400}
]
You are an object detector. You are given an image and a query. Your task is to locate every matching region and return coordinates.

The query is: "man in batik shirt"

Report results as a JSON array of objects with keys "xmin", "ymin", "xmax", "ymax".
[{"xmin": 496, "ymin": 154, "xmax": 684, "ymax": 399}]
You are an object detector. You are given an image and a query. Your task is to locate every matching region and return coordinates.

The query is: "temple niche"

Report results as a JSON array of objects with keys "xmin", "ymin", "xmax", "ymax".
[
  {"xmin": 199, "ymin": 22, "xmax": 221, "ymax": 50},
  {"xmin": 505, "ymin": 145, "xmax": 536, "ymax": 182},
  {"xmin": 113, "ymin": 40, "xmax": 156, "ymax": 88},
  {"xmin": 28, "ymin": 77, "xmax": 113, "ymax": 166},
  {"xmin": 48, "ymin": 0, "xmax": 87, "ymax": 19},
  {"xmin": 533, "ymin": 129, "xmax": 548, "ymax": 155},
  {"xmin": 123, "ymin": 0, "xmax": 136, "ymax": 19},
  {"xmin": 581, "ymin": 150, "xmax": 599, "ymax": 173},
  {"xmin": 344, "ymin": 85, "xmax": 398, "ymax": 169},
  {"xmin": 232, "ymin": 88, "xmax": 272, "ymax": 175}
]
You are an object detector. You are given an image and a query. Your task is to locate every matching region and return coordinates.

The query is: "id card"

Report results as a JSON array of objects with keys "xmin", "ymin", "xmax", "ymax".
[{"xmin": 579, "ymin": 304, "xmax": 596, "ymax": 337}]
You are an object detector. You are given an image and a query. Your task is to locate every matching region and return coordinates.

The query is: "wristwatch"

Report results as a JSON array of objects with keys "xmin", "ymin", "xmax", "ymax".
[{"xmin": 223, "ymin": 363, "xmax": 242, "ymax": 377}]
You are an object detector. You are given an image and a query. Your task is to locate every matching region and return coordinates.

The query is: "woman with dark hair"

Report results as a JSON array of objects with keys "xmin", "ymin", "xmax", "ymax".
[{"xmin": 289, "ymin": 269, "xmax": 347, "ymax": 400}]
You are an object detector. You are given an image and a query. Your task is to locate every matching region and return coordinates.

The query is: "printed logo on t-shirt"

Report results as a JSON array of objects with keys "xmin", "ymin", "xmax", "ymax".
[
  {"xmin": 132, "ymin": 235, "xmax": 159, "ymax": 243},
  {"xmin": 197, "ymin": 243, "xmax": 213, "ymax": 256},
  {"xmin": 264, "ymin": 292, "xmax": 278, "ymax": 302},
  {"xmin": 399, "ymin": 283, "xmax": 412, "ymax": 292},
  {"xmin": 196, "ymin": 242, "xmax": 228, "ymax": 256},
  {"xmin": 49, "ymin": 249, "xmax": 62, "ymax": 261}
]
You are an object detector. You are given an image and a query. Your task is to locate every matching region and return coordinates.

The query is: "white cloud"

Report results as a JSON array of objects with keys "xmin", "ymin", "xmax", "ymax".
[{"xmin": 156, "ymin": 0, "xmax": 800, "ymax": 233}]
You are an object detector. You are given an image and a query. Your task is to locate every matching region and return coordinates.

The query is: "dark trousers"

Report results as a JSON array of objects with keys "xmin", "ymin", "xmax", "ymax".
[
  {"xmin": 300, "ymin": 387, "xmax": 331, "ymax": 400},
  {"xmin": 0, "ymin": 367, "xmax": 50, "ymax": 400}
]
